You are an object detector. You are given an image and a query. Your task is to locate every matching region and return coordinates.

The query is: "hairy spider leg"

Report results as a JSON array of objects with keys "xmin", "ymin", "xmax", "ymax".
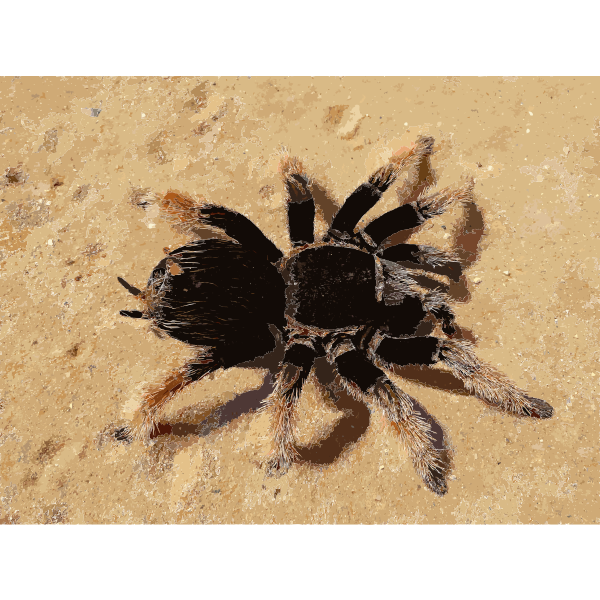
[
  {"xmin": 264, "ymin": 342, "xmax": 319, "ymax": 475},
  {"xmin": 379, "ymin": 244, "xmax": 462, "ymax": 282},
  {"xmin": 116, "ymin": 357, "xmax": 219, "ymax": 442},
  {"xmin": 374, "ymin": 336, "xmax": 554, "ymax": 419},
  {"xmin": 331, "ymin": 342, "xmax": 449, "ymax": 495},
  {"xmin": 362, "ymin": 178, "xmax": 475, "ymax": 249},
  {"xmin": 326, "ymin": 136, "xmax": 435, "ymax": 240},
  {"xmin": 281, "ymin": 155, "xmax": 315, "ymax": 247},
  {"xmin": 383, "ymin": 293, "xmax": 458, "ymax": 338},
  {"xmin": 116, "ymin": 325, "xmax": 281, "ymax": 443},
  {"xmin": 422, "ymin": 291, "xmax": 458, "ymax": 337},
  {"xmin": 140, "ymin": 190, "xmax": 284, "ymax": 264},
  {"xmin": 379, "ymin": 259, "xmax": 457, "ymax": 336}
]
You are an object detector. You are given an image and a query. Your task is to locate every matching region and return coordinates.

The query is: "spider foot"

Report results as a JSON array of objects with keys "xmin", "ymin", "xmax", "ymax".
[
  {"xmin": 413, "ymin": 453, "xmax": 450, "ymax": 496},
  {"xmin": 416, "ymin": 178, "xmax": 474, "ymax": 220},
  {"xmin": 114, "ymin": 427, "xmax": 133, "ymax": 444},
  {"xmin": 423, "ymin": 465, "xmax": 449, "ymax": 497},
  {"xmin": 523, "ymin": 396, "xmax": 554, "ymax": 419},
  {"xmin": 265, "ymin": 455, "xmax": 294, "ymax": 478}
]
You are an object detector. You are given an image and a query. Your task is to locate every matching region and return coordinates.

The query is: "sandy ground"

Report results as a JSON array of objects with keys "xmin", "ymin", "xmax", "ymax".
[{"xmin": 0, "ymin": 76, "xmax": 598, "ymax": 524}]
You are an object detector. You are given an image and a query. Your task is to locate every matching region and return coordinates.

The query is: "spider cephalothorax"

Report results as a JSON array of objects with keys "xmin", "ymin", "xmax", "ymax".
[{"xmin": 116, "ymin": 136, "xmax": 553, "ymax": 495}]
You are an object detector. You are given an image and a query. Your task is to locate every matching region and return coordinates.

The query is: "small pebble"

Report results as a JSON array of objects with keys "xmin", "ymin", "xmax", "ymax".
[
  {"xmin": 503, "ymin": 271, "xmax": 510, "ymax": 276},
  {"xmin": 473, "ymin": 277, "xmax": 482, "ymax": 284},
  {"xmin": 374, "ymin": 496, "xmax": 382, "ymax": 501}
]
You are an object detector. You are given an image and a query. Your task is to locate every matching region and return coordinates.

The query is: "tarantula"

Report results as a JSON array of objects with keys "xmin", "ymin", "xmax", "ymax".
[{"xmin": 116, "ymin": 136, "xmax": 553, "ymax": 495}]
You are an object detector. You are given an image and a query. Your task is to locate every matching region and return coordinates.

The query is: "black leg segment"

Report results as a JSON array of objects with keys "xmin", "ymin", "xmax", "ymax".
[
  {"xmin": 161, "ymin": 191, "xmax": 283, "ymax": 263},
  {"xmin": 375, "ymin": 335, "xmax": 555, "ymax": 420},
  {"xmin": 327, "ymin": 136, "xmax": 434, "ymax": 240},
  {"xmin": 286, "ymin": 173, "xmax": 315, "ymax": 246},
  {"xmin": 363, "ymin": 204, "xmax": 423, "ymax": 246},
  {"xmin": 265, "ymin": 341, "xmax": 319, "ymax": 475},
  {"xmin": 281, "ymin": 156, "xmax": 315, "ymax": 247},
  {"xmin": 361, "ymin": 178, "xmax": 475, "ymax": 250},
  {"xmin": 197, "ymin": 204, "xmax": 283, "ymax": 263},
  {"xmin": 329, "ymin": 183, "xmax": 383, "ymax": 238},
  {"xmin": 332, "ymin": 346, "xmax": 449, "ymax": 496}
]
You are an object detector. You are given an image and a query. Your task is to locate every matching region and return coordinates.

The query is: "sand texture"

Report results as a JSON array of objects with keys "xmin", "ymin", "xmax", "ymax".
[{"xmin": 0, "ymin": 76, "xmax": 599, "ymax": 524}]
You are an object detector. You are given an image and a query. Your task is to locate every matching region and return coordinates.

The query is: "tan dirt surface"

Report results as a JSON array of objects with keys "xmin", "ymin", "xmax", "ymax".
[{"xmin": 1, "ymin": 76, "xmax": 598, "ymax": 524}]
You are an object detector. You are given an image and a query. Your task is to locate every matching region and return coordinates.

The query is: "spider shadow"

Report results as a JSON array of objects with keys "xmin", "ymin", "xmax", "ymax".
[
  {"xmin": 151, "ymin": 354, "xmax": 462, "ymax": 473},
  {"xmin": 310, "ymin": 179, "xmax": 340, "ymax": 230},
  {"xmin": 154, "ymin": 330, "xmax": 285, "ymax": 440},
  {"xmin": 297, "ymin": 359, "xmax": 452, "ymax": 486},
  {"xmin": 377, "ymin": 202, "xmax": 486, "ymax": 305},
  {"xmin": 295, "ymin": 358, "xmax": 371, "ymax": 466},
  {"xmin": 393, "ymin": 365, "xmax": 531, "ymax": 419},
  {"xmin": 143, "ymin": 314, "xmax": 369, "ymax": 466}
]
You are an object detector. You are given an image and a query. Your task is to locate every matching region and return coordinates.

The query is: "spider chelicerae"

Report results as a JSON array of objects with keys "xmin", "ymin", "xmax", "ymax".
[{"xmin": 116, "ymin": 136, "xmax": 553, "ymax": 496}]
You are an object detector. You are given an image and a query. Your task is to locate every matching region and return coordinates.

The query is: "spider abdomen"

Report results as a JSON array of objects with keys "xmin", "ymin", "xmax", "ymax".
[{"xmin": 286, "ymin": 246, "xmax": 378, "ymax": 330}]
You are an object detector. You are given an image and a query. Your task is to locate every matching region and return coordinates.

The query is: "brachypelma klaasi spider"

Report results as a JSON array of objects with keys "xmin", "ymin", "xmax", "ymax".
[{"xmin": 116, "ymin": 136, "xmax": 553, "ymax": 495}]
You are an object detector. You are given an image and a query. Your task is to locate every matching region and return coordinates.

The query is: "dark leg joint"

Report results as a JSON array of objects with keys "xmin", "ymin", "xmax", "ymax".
[
  {"xmin": 114, "ymin": 427, "xmax": 132, "ymax": 443},
  {"xmin": 376, "ymin": 336, "xmax": 441, "ymax": 367},
  {"xmin": 288, "ymin": 201, "xmax": 315, "ymax": 246},
  {"xmin": 283, "ymin": 342, "xmax": 319, "ymax": 371},
  {"xmin": 335, "ymin": 350, "xmax": 383, "ymax": 393},
  {"xmin": 329, "ymin": 183, "xmax": 382, "ymax": 236},
  {"xmin": 363, "ymin": 204, "xmax": 423, "ymax": 247}
]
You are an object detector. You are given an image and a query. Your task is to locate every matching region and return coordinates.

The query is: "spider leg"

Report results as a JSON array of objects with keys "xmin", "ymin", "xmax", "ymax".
[
  {"xmin": 280, "ymin": 155, "xmax": 315, "ymax": 247},
  {"xmin": 115, "ymin": 356, "xmax": 220, "ymax": 443},
  {"xmin": 379, "ymin": 244, "xmax": 462, "ymax": 282},
  {"xmin": 116, "ymin": 325, "xmax": 282, "ymax": 443},
  {"xmin": 361, "ymin": 178, "xmax": 475, "ymax": 249},
  {"xmin": 374, "ymin": 336, "xmax": 554, "ymax": 419},
  {"xmin": 329, "ymin": 340, "xmax": 449, "ymax": 495},
  {"xmin": 380, "ymin": 259, "xmax": 457, "ymax": 336},
  {"xmin": 326, "ymin": 136, "xmax": 434, "ymax": 241},
  {"xmin": 264, "ymin": 341, "xmax": 319, "ymax": 476},
  {"xmin": 133, "ymin": 190, "xmax": 283, "ymax": 264},
  {"xmin": 422, "ymin": 291, "xmax": 457, "ymax": 337}
]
